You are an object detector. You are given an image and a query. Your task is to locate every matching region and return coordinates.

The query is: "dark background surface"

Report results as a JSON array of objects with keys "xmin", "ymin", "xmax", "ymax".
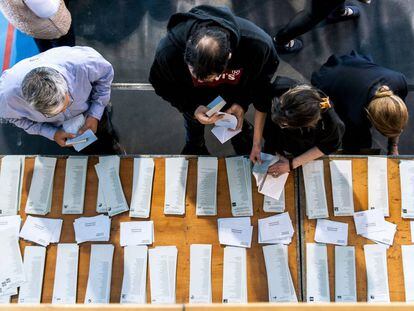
[{"xmin": 1, "ymin": 0, "xmax": 413, "ymax": 155}]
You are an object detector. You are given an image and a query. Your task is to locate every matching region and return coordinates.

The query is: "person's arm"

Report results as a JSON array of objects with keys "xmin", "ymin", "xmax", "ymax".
[
  {"xmin": 249, "ymin": 110, "xmax": 266, "ymax": 163},
  {"xmin": 387, "ymin": 135, "xmax": 400, "ymax": 155},
  {"xmin": 7, "ymin": 117, "xmax": 58, "ymax": 140}
]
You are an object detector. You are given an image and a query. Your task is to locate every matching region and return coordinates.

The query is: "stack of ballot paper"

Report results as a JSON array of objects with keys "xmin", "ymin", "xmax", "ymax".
[
  {"xmin": 262, "ymin": 244, "xmax": 297, "ymax": 302},
  {"xmin": 399, "ymin": 160, "xmax": 414, "ymax": 218},
  {"xmin": 225, "ymin": 156, "xmax": 253, "ymax": 216},
  {"xmin": 130, "ymin": 158, "xmax": 155, "ymax": 218},
  {"xmin": 252, "ymin": 153, "xmax": 288, "ymax": 201},
  {"xmin": 95, "ymin": 156, "xmax": 129, "ymax": 216},
  {"xmin": 62, "ymin": 156, "xmax": 88, "ymax": 214},
  {"xmin": 211, "ymin": 113, "xmax": 241, "ymax": 144},
  {"xmin": 368, "ymin": 157, "xmax": 389, "ymax": 217},
  {"xmin": 189, "ymin": 244, "xmax": 212, "ymax": 304},
  {"xmin": 120, "ymin": 221, "xmax": 154, "ymax": 246},
  {"xmin": 263, "ymin": 193, "xmax": 285, "ymax": 213},
  {"xmin": 353, "ymin": 209, "xmax": 396, "ymax": 246},
  {"xmin": 402, "ymin": 245, "xmax": 414, "ymax": 302},
  {"xmin": 0, "ymin": 156, "xmax": 25, "ymax": 216},
  {"xmin": 196, "ymin": 157, "xmax": 218, "ymax": 216},
  {"xmin": 329, "ymin": 160, "xmax": 354, "ymax": 216},
  {"xmin": 96, "ymin": 156, "xmax": 119, "ymax": 213},
  {"xmin": 222, "ymin": 246, "xmax": 247, "ymax": 303},
  {"xmin": 206, "ymin": 96, "xmax": 226, "ymax": 117},
  {"xmin": 302, "ymin": 160, "xmax": 329, "ymax": 219},
  {"xmin": 25, "ymin": 156, "xmax": 57, "ymax": 215},
  {"xmin": 121, "ymin": 245, "xmax": 148, "ymax": 304},
  {"xmin": 335, "ymin": 246, "xmax": 357, "ymax": 302},
  {"xmin": 314, "ymin": 219, "xmax": 348, "ymax": 246},
  {"xmin": 149, "ymin": 246, "xmax": 178, "ymax": 304},
  {"xmin": 63, "ymin": 114, "xmax": 97, "ymax": 152},
  {"xmin": 364, "ymin": 244, "xmax": 390, "ymax": 302},
  {"xmin": 0, "ymin": 215, "xmax": 21, "ymax": 236},
  {"xmin": 306, "ymin": 243, "xmax": 330, "ymax": 302},
  {"xmin": 258, "ymin": 212, "xmax": 294, "ymax": 245},
  {"xmin": 20, "ymin": 216, "xmax": 62, "ymax": 246},
  {"xmin": 0, "ymin": 231, "xmax": 25, "ymax": 298},
  {"xmin": 164, "ymin": 158, "xmax": 188, "ymax": 215},
  {"xmin": 74, "ymin": 215, "xmax": 111, "ymax": 244},
  {"xmin": 218, "ymin": 217, "xmax": 253, "ymax": 248}
]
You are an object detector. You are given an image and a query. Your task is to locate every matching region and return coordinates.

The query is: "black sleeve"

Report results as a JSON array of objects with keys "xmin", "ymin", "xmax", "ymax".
[{"xmin": 315, "ymin": 109, "xmax": 345, "ymax": 155}]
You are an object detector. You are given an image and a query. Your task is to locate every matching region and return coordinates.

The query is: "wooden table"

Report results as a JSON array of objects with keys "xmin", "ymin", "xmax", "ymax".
[
  {"xmin": 7, "ymin": 156, "xmax": 301, "ymax": 304},
  {"xmin": 300, "ymin": 156, "xmax": 412, "ymax": 302}
]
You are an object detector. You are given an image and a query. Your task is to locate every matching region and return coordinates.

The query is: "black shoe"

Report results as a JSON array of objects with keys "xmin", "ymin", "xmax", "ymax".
[
  {"xmin": 112, "ymin": 139, "xmax": 127, "ymax": 155},
  {"xmin": 181, "ymin": 143, "xmax": 210, "ymax": 155},
  {"xmin": 327, "ymin": 5, "xmax": 360, "ymax": 22},
  {"xmin": 274, "ymin": 38, "xmax": 303, "ymax": 54}
]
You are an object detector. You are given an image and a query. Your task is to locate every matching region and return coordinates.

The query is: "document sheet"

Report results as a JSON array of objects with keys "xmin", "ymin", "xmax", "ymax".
[
  {"xmin": 206, "ymin": 96, "xmax": 226, "ymax": 117},
  {"xmin": 62, "ymin": 156, "xmax": 88, "ymax": 214},
  {"xmin": 302, "ymin": 161, "xmax": 329, "ymax": 219},
  {"xmin": 96, "ymin": 156, "xmax": 120, "ymax": 213},
  {"xmin": 335, "ymin": 246, "xmax": 357, "ymax": 302},
  {"xmin": 189, "ymin": 244, "xmax": 212, "ymax": 303},
  {"xmin": 20, "ymin": 216, "xmax": 62, "ymax": 246},
  {"xmin": 222, "ymin": 246, "xmax": 247, "ymax": 303},
  {"xmin": 364, "ymin": 244, "xmax": 390, "ymax": 302},
  {"xmin": 218, "ymin": 217, "xmax": 253, "ymax": 248},
  {"xmin": 211, "ymin": 113, "xmax": 241, "ymax": 144},
  {"xmin": 368, "ymin": 157, "xmax": 389, "ymax": 217},
  {"xmin": 315, "ymin": 219, "xmax": 348, "ymax": 246},
  {"xmin": 196, "ymin": 157, "xmax": 218, "ymax": 216},
  {"xmin": 74, "ymin": 215, "xmax": 111, "ymax": 244},
  {"xmin": 0, "ymin": 215, "xmax": 21, "ymax": 237},
  {"xmin": 263, "ymin": 192, "xmax": 285, "ymax": 213},
  {"xmin": 306, "ymin": 243, "xmax": 330, "ymax": 302},
  {"xmin": 399, "ymin": 160, "xmax": 414, "ymax": 218},
  {"xmin": 164, "ymin": 158, "xmax": 188, "ymax": 215},
  {"xmin": 0, "ymin": 156, "xmax": 25, "ymax": 216},
  {"xmin": 120, "ymin": 221, "xmax": 154, "ymax": 246},
  {"xmin": 130, "ymin": 158, "xmax": 154, "ymax": 218},
  {"xmin": 329, "ymin": 160, "xmax": 354, "ymax": 216},
  {"xmin": 402, "ymin": 245, "xmax": 414, "ymax": 302},
  {"xmin": 258, "ymin": 212, "xmax": 294, "ymax": 245}
]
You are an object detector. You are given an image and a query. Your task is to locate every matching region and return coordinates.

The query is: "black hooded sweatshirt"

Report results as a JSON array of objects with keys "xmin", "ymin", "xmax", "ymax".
[{"xmin": 149, "ymin": 5, "xmax": 279, "ymax": 115}]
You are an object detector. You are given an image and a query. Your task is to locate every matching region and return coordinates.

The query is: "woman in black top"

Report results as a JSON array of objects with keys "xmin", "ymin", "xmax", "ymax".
[
  {"xmin": 311, "ymin": 51, "xmax": 408, "ymax": 155},
  {"xmin": 253, "ymin": 82, "xmax": 345, "ymax": 177}
]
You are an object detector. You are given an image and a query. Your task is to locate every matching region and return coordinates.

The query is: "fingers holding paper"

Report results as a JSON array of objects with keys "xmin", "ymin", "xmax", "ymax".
[
  {"xmin": 194, "ymin": 105, "xmax": 224, "ymax": 125},
  {"xmin": 225, "ymin": 103, "xmax": 244, "ymax": 130},
  {"xmin": 267, "ymin": 155, "xmax": 290, "ymax": 177}
]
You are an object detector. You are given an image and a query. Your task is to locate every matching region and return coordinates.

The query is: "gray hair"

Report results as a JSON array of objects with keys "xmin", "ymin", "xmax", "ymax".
[{"xmin": 21, "ymin": 67, "xmax": 68, "ymax": 116}]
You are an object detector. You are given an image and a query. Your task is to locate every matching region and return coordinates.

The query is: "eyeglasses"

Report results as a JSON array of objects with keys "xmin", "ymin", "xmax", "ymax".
[{"xmin": 42, "ymin": 94, "xmax": 73, "ymax": 118}]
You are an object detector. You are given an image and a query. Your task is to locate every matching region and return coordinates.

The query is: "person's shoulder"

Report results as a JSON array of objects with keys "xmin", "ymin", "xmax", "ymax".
[{"xmin": 154, "ymin": 36, "xmax": 184, "ymax": 65}]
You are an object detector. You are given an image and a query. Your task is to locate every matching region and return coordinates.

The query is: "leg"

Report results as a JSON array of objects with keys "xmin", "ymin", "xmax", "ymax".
[
  {"xmin": 182, "ymin": 112, "xmax": 209, "ymax": 155},
  {"xmin": 230, "ymin": 119, "xmax": 253, "ymax": 155}
]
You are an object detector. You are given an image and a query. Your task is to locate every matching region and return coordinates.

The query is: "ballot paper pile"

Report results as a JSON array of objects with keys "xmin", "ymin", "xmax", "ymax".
[
  {"xmin": 62, "ymin": 156, "xmax": 88, "ymax": 215},
  {"xmin": 222, "ymin": 246, "xmax": 247, "ymax": 303},
  {"xmin": 258, "ymin": 212, "xmax": 295, "ymax": 245},
  {"xmin": 314, "ymin": 219, "xmax": 348, "ymax": 246},
  {"xmin": 130, "ymin": 158, "xmax": 155, "ymax": 218},
  {"xmin": 189, "ymin": 244, "xmax": 212, "ymax": 303},
  {"xmin": 252, "ymin": 153, "xmax": 288, "ymax": 201},
  {"xmin": 120, "ymin": 221, "xmax": 154, "ymax": 246},
  {"xmin": 164, "ymin": 157, "xmax": 188, "ymax": 215},
  {"xmin": 74, "ymin": 215, "xmax": 111, "ymax": 244},
  {"xmin": 0, "ymin": 156, "xmax": 25, "ymax": 216},
  {"xmin": 196, "ymin": 157, "xmax": 218, "ymax": 216},
  {"xmin": 20, "ymin": 216, "xmax": 62, "ymax": 246},
  {"xmin": 218, "ymin": 217, "xmax": 253, "ymax": 248},
  {"xmin": 354, "ymin": 209, "xmax": 396, "ymax": 247},
  {"xmin": 63, "ymin": 114, "xmax": 98, "ymax": 151},
  {"xmin": 399, "ymin": 160, "xmax": 414, "ymax": 218},
  {"xmin": 25, "ymin": 156, "xmax": 57, "ymax": 215},
  {"xmin": 225, "ymin": 156, "xmax": 253, "ymax": 216},
  {"xmin": 95, "ymin": 156, "xmax": 129, "ymax": 216}
]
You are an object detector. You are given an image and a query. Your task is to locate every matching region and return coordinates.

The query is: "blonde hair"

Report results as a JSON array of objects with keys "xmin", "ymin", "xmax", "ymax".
[{"xmin": 366, "ymin": 85, "xmax": 408, "ymax": 137}]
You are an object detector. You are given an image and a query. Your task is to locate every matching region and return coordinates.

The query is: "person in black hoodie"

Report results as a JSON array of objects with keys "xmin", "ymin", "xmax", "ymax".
[
  {"xmin": 149, "ymin": 5, "xmax": 279, "ymax": 155},
  {"xmin": 312, "ymin": 51, "xmax": 408, "ymax": 155}
]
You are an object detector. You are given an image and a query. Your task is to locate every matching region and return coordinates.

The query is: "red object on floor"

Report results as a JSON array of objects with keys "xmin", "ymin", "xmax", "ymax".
[{"xmin": 2, "ymin": 23, "xmax": 15, "ymax": 71}]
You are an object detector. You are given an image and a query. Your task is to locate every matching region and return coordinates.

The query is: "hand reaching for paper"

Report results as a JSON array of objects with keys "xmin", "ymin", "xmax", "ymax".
[
  {"xmin": 54, "ymin": 130, "xmax": 76, "ymax": 147},
  {"xmin": 194, "ymin": 105, "xmax": 224, "ymax": 125},
  {"xmin": 267, "ymin": 155, "xmax": 290, "ymax": 177},
  {"xmin": 78, "ymin": 116, "xmax": 99, "ymax": 134},
  {"xmin": 225, "ymin": 103, "xmax": 244, "ymax": 130}
]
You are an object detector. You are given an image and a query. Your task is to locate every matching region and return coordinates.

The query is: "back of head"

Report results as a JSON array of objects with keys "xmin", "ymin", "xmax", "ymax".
[
  {"xmin": 367, "ymin": 85, "xmax": 408, "ymax": 137},
  {"xmin": 184, "ymin": 26, "xmax": 231, "ymax": 80},
  {"xmin": 271, "ymin": 85, "xmax": 327, "ymax": 128},
  {"xmin": 21, "ymin": 67, "xmax": 68, "ymax": 116}
]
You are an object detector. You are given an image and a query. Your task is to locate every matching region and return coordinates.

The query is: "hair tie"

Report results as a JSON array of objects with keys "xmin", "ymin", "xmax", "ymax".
[{"xmin": 320, "ymin": 97, "xmax": 331, "ymax": 110}]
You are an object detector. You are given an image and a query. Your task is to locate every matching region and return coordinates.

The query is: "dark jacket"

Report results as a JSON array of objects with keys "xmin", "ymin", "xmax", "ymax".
[
  {"xmin": 149, "ymin": 5, "xmax": 279, "ymax": 114},
  {"xmin": 311, "ymin": 51, "xmax": 407, "ymax": 150}
]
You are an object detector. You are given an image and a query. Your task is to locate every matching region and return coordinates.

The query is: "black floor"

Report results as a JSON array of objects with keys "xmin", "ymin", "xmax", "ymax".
[{"xmin": 1, "ymin": 0, "xmax": 414, "ymax": 155}]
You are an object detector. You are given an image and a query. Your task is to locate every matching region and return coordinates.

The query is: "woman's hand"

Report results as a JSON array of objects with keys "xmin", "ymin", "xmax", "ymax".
[{"xmin": 267, "ymin": 154, "xmax": 290, "ymax": 177}]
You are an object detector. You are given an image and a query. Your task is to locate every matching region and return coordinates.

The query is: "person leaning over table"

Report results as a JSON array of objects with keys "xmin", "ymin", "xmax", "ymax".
[
  {"xmin": 0, "ymin": 46, "xmax": 123, "ymax": 154},
  {"xmin": 149, "ymin": 5, "xmax": 279, "ymax": 155},
  {"xmin": 311, "ymin": 51, "xmax": 408, "ymax": 155},
  {"xmin": 252, "ymin": 79, "xmax": 345, "ymax": 178}
]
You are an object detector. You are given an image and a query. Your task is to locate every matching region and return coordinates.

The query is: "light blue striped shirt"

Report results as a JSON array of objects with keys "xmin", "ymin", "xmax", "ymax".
[{"xmin": 0, "ymin": 46, "xmax": 114, "ymax": 140}]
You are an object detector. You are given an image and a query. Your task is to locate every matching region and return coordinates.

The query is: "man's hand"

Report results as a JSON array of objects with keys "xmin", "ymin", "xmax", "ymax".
[
  {"xmin": 54, "ymin": 130, "xmax": 76, "ymax": 147},
  {"xmin": 267, "ymin": 154, "xmax": 290, "ymax": 177},
  {"xmin": 226, "ymin": 103, "xmax": 244, "ymax": 130},
  {"xmin": 388, "ymin": 144, "xmax": 399, "ymax": 156},
  {"xmin": 78, "ymin": 116, "xmax": 99, "ymax": 134},
  {"xmin": 194, "ymin": 105, "xmax": 224, "ymax": 125},
  {"xmin": 249, "ymin": 143, "xmax": 262, "ymax": 164}
]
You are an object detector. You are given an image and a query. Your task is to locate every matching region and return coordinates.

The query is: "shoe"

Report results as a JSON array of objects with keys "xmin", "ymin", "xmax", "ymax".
[
  {"xmin": 181, "ymin": 143, "xmax": 210, "ymax": 155},
  {"xmin": 357, "ymin": 0, "xmax": 371, "ymax": 4},
  {"xmin": 327, "ymin": 5, "xmax": 360, "ymax": 22},
  {"xmin": 274, "ymin": 38, "xmax": 303, "ymax": 54}
]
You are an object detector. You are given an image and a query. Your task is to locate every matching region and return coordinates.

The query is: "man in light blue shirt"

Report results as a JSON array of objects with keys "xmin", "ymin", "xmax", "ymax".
[{"xmin": 0, "ymin": 46, "xmax": 117, "ymax": 150}]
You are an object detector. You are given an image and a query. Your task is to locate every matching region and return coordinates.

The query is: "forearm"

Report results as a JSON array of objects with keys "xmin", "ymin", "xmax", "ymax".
[
  {"xmin": 388, "ymin": 135, "xmax": 400, "ymax": 148},
  {"xmin": 291, "ymin": 146, "xmax": 325, "ymax": 169},
  {"xmin": 253, "ymin": 110, "xmax": 267, "ymax": 146}
]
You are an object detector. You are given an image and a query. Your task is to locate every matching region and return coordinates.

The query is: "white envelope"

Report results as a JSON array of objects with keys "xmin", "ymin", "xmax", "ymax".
[{"xmin": 315, "ymin": 219, "xmax": 348, "ymax": 246}]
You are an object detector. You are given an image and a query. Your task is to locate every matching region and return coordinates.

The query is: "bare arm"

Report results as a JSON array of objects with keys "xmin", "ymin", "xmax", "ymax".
[{"xmin": 249, "ymin": 110, "xmax": 267, "ymax": 163}]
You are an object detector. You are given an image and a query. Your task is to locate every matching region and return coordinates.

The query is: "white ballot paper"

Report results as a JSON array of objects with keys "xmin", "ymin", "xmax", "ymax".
[
  {"xmin": 258, "ymin": 212, "xmax": 294, "ymax": 245},
  {"xmin": 222, "ymin": 246, "xmax": 247, "ymax": 303},
  {"xmin": 252, "ymin": 153, "xmax": 288, "ymax": 201},
  {"xmin": 149, "ymin": 246, "xmax": 178, "ymax": 304},
  {"xmin": 189, "ymin": 244, "xmax": 212, "ymax": 304},
  {"xmin": 306, "ymin": 243, "xmax": 330, "ymax": 302},
  {"xmin": 95, "ymin": 158, "xmax": 129, "ymax": 217},
  {"xmin": 353, "ymin": 209, "xmax": 386, "ymax": 235},
  {"xmin": 225, "ymin": 156, "xmax": 253, "ymax": 217},
  {"xmin": 52, "ymin": 244, "xmax": 79, "ymax": 304},
  {"xmin": 130, "ymin": 158, "xmax": 154, "ymax": 218},
  {"xmin": 211, "ymin": 113, "xmax": 241, "ymax": 144},
  {"xmin": 0, "ymin": 156, "xmax": 25, "ymax": 216},
  {"xmin": 196, "ymin": 157, "xmax": 218, "ymax": 216},
  {"xmin": 330, "ymin": 160, "xmax": 354, "ymax": 216},
  {"xmin": 360, "ymin": 220, "xmax": 396, "ymax": 246},
  {"xmin": 0, "ymin": 231, "xmax": 25, "ymax": 297},
  {"xmin": 96, "ymin": 156, "xmax": 120, "ymax": 213},
  {"xmin": 121, "ymin": 245, "xmax": 148, "ymax": 304},
  {"xmin": 364, "ymin": 244, "xmax": 390, "ymax": 302},
  {"xmin": 399, "ymin": 160, "xmax": 414, "ymax": 218},
  {"xmin": 63, "ymin": 115, "xmax": 97, "ymax": 151},
  {"xmin": 303, "ymin": 161, "xmax": 329, "ymax": 219},
  {"xmin": 218, "ymin": 217, "xmax": 253, "ymax": 248},
  {"xmin": 368, "ymin": 157, "xmax": 389, "ymax": 217},
  {"xmin": 315, "ymin": 219, "xmax": 348, "ymax": 246},
  {"xmin": 164, "ymin": 158, "xmax": 188, "ymax": 215},
  {"xmin": 20, "ymin": 216, "xmax": 62, "ymax": 246},
  {"xmin": 402, "ymin": 245, "xmax": 414, "ymax": 302},
  {"xmin": 335, "ymin": 246, "xmax": 356, "ymax": 302},
  {"xmin": 262, "ymin": 244, "xmax": 297, "ymax": 302},
  {"xmin": 62, "ymin": 156, "xmax": 88, "ymax": 214},
  {"xmin": 84, "ymin": 244, "xmax": 114, "ymax": 304},
  {"xmin": 120, "ymin": 221, "xmax": 154, "ymax": 246},
  {"xmin": 74, "ymin": 215, "xmax": 111, "ymax": 244},
  {"xmin": 25, "ymin": 156, "xmax": 56, "ymax": 215},
  {"xmin": 206, "ymin": 96, "xmax": 226, "ymax": 117},
  {"xmin": 18, "ymin": 246, "xmax": 46, "ymax": 304},
  {"xmin": 0, "ymin": 215, "xmax": 21, "ymax": 237},
  {"xmin": 62, "ymin": 114, "xmax": 85, "ymax": 134},
  {"xmin": 0, "ymin": 295, "xmax": 11, "ymax": 303},
  {"xmin": 263, "ymin": 192, "xmax": 285, "ymax": 213}
]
